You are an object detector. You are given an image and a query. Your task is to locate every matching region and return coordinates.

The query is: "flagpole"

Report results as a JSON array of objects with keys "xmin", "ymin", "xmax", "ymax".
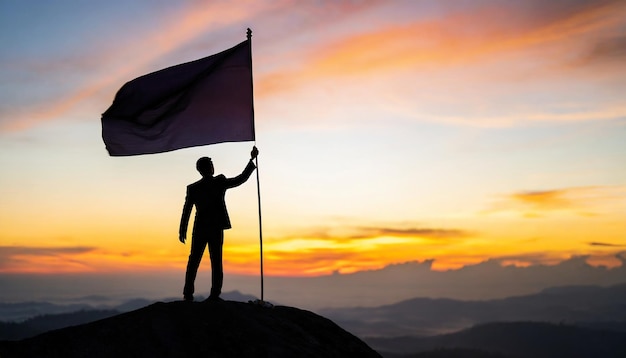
[
  {"xmin": 247, "ymin": 28, "xmax": 265, "ymax": 303},
  {"xmin": 255, "ymin": 152, "xmax": 264, "ymax": 303}
]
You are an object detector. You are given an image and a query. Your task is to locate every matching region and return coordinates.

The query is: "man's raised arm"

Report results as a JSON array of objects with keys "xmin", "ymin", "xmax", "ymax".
[{"xmin": 224, "ymin": 146, "xmax": 258, "ymax": 189}]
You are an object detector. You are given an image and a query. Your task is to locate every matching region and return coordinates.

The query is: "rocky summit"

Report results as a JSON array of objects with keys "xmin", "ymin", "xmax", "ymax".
[{"xmin": 0, "ymin": 300, "xmax": 381, "ymax": 358}]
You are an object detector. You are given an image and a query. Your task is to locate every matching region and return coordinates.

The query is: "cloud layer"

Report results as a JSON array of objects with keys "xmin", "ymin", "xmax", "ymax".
[{"xmin": 2, "ymin": 0, "xmax": 626, "ymax": 132}]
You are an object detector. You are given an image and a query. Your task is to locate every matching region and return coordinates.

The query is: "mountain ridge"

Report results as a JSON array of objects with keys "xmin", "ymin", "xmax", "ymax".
[{"xmin": 0, "ymin": 300, "xmax": 381, "ymax": 358}]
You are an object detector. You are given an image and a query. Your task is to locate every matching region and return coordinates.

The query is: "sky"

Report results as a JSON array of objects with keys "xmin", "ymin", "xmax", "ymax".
[{"xmin": 1, "ymin": 0, "xmax": 625, "ymax": 303}]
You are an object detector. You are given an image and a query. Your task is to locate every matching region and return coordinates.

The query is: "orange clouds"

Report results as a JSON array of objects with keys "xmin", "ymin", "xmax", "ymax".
[
  {"xmin": 581, "ymin": 35, "xmax": 626, "ymax": 65},
  {"xmin": 0, "ymin": 246, "xmax": 97, "ymax": 273},
  {"xmin": 248, "ymin": 1, "xmax": 626, "ymax": 132},
  {"xmin": 0, "ymin": 82, "xmax": 106, "ymax": 132},
  {"xmin": 2, "ymin": 1, "xmax": 625, "ymax": 280},
  {"xmin": 256, "ymin": 0, "xmax": 626, "ymax": 97},
  {"xmin": 486, "ymin": 186, "xmax": 626, "ymax": 218},
  {"xmin": 0, "ymin": 2, "xmax": 277, "ymax": 133},
  {"xmin": 0, "ymin": 244, "xmax": 184, "ymax": 274},
  {"xmin": 2, "ymin": 205, "xmax": 623, "ymax": 275},
  {"xmin": 512, "ymin": 189, "xmax": 577, "ymax": 211},
  {"xmin": 225, "ymin": 225, "xmax": 475, "ymax": 275},
  {"xmin": 3, "ymin": 1, "xmax": 625, "ymax": 132},
  {"xmin": 357, "ymin": 227, "xmax": 471, "ymax": 240}
]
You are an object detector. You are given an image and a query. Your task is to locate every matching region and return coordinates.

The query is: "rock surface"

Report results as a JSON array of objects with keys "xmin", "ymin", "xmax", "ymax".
[{"xmin": 0, "ymin": 300, "xmax": 381, "ymax": 357}]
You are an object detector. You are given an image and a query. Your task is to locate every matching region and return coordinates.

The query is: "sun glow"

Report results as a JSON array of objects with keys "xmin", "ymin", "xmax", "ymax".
[{"xmin": 1, "ymin": 1, "xmax": 625, "ymax": 280}]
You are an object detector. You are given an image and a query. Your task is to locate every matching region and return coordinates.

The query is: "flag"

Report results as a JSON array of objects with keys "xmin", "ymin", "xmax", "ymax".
[{"xmin": 101, "ymin": 39, "xmax": 254, "ymax": 156}]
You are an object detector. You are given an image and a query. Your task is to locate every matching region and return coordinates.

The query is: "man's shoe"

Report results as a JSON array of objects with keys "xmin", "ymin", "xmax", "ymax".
[
  {"xmin": 183, "ymin": 294, "xmax": 194, "ymax": 302},
  {"xmin": 205, "ymin": 295, "xmax": 223, "ymax": 302}
]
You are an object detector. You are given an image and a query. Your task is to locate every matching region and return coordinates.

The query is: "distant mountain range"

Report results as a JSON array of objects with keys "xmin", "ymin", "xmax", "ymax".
[
  {"xmin": 3, "ymin": 294, "xmax": 626, "ymax": 358},
  {"xmin": 320, "ymin": 282, "xmax": 626, "ymax": 337},
  {"xmin": 370, "ymin": 322, "xmax": 626, "ymax": 358},
  {"xmin": 2, "ymin": 283, "xmax": 626, "ymax": 345},
  {"xmin": 265, "ymin": 255, "xmax": 626, "ymax": 308},
  {"xmin": 3, "ymin": 256, "xmax": 625, "ymax": 310}
]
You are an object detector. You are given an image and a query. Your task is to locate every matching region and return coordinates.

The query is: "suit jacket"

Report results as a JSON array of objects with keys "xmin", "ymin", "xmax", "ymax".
[{"xmin": 180, "ymin": 161, "xmax": 256, "ymax": 237}]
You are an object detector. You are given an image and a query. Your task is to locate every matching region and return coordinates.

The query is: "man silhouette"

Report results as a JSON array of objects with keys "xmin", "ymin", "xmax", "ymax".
[{"xmin": 179, "ymin": 146, "xmax": 258, "ymax": 301}]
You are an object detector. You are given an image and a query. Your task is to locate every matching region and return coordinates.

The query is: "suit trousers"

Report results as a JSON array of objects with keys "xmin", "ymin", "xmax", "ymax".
[{"xmin": 183, "ymin": 228, "xmax": 224, "ymax": 298}]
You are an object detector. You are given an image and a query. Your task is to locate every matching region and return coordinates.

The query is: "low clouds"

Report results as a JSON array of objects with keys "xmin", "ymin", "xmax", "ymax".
[
  {"xmin": 277, "ymin": 225, "xmax": 472, "ymax": 242},
  {"xmin": 259, "ymin": 224, "xmax": 473, "ymax": 275},
  {"xmin": 265, "ymin": 248, "xmax": 364, "ymax": 276},
  {"xmin": 511, "ymin": 189, "xmax": 576, "ymax": 210},
  {"xmin": 263, "ymin": 253, "xmax": 626, "ymax": 308},
  {"xmin": 0, "ymin": 246, "xmax": 95, "ymax": 255},
  {"xmin": 0, "ymin": 246, "xmax": 97, "ymax": 273},
  {"xmin": 589, "ymin": 242, "xmax": 626, "ymax": 247},
  {"xmin": 485, "ymin": 186, "xmax": 626, "ymax": 218},
  {"xmin": 0, "ymin": 245, "xmax": 182, "ymax": 273},
  {"xmin": 356, "ymin": 227, "xmax": 471, "ymax": 240}
]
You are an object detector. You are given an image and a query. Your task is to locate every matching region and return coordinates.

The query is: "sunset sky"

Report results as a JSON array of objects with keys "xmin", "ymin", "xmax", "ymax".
[{"xmin": 1, "ymin": 0, "xmax": 625, "ymax": 289}]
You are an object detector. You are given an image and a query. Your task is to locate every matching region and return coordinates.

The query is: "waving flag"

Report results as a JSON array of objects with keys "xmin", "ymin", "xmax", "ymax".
[{"xmin": 102, "ymin": 38, "xmax": 254, "ymax": 156}]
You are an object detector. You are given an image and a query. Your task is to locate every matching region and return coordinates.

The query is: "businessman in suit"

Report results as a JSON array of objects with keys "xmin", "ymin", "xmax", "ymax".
[{"xmin": 179, "ymin": 146, "xmax": 258, "ymax": 302}]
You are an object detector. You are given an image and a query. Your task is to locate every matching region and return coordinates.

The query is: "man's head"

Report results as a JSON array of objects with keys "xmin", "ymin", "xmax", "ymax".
[{"xmin": 196, "ymin": 157, "xmax": 214, "ymax": 177}]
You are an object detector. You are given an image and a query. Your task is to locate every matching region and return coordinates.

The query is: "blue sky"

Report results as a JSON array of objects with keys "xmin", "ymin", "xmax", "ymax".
[{"xmin": 1, "ymin": 1, "xmax": 625, "ymax": 303}]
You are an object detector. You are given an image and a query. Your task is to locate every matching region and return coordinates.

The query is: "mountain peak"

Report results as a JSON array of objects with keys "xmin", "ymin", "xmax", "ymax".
[{"xmin": 0, "ymin": 300, "xmax": 381, "ymax": 357}]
